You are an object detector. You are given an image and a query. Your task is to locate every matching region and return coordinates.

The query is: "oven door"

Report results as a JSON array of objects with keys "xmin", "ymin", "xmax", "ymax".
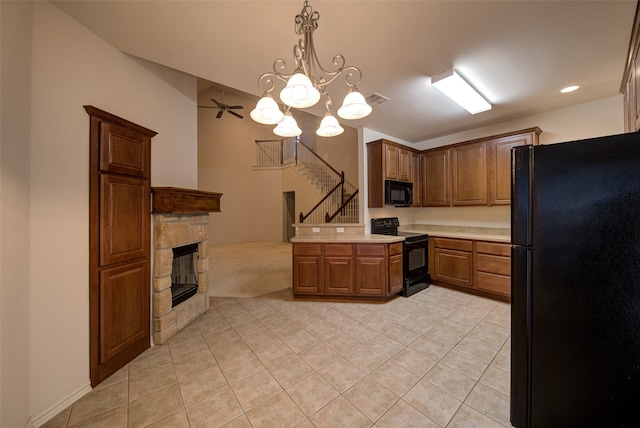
[{"xmin": 403, "ymin": 238, "xmax": 430, "ymax": 296}]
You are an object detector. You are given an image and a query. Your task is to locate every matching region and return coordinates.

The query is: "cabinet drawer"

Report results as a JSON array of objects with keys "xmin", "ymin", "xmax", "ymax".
[
  {"xmin": 476, "ymin": 253, "xmax": 511, "ymax": 276},
  {"xmin": 433, "ymin": 237, "xmax": 473, "ymax": 252},
  {"xmin": 476, "ymin": 241, "xmax": 511, "ymax": 256},
  {"xmin": 476, "ymin": 271, "xmax": 510, "ymax": 296},
  {"xmin": 357, "ymin": 244, "xmax": 385, "ymax": 256},
  {"xmin": 389, "ymin": 242, "xmax": 403, "ymax": 256},
  {"xmin": 324, "ymin": 244, "xmax": 353, "ymax": 256},
  {"xmin": 293, "ymin": 244, "xmax": 322, "ymax": 256}
]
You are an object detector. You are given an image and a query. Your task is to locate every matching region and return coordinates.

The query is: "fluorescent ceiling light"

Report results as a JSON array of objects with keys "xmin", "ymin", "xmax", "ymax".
[{"xmin": 431, "ymin": 69, "xmax": 492, "ymax": 114}]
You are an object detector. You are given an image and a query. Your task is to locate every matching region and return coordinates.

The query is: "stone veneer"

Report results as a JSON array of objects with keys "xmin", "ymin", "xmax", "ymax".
[{"xmin": 152, "ymin": 213, "xmax": 210, "ymax": 344}]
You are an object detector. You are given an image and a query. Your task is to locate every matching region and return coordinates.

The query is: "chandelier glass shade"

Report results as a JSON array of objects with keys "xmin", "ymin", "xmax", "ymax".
[
  {"xmin": 250, "ymin": 0, "xmax": 371, "ymax": 137},
  {"xmin": 273, "ymin": 109, "xmax": 302, "ymax": 137}
]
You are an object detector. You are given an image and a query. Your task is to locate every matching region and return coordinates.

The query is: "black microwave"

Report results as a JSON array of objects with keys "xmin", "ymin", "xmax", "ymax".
[{"xmin": 385, "ymin": 180, "xmax": 413, "ymax": 206}]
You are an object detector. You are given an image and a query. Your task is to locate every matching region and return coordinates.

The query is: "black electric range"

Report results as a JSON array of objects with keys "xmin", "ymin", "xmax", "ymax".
[{"xmin": 371, "ymin": 217, "xmax": 431, "ymax": 296}]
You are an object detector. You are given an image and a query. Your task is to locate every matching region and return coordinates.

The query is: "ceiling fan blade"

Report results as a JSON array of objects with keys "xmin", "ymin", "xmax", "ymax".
[
  {"xmin": 216, "ymin": 110, "xmax": 224, "ymax": 119},
  {"xmin": 228, "ymin": 110, "xmax": 244, "ymax": 119},
  {"xmin": 227, "ymin": 105, "xmax": 244, "ymax": 110},
  {"xmin": 211, "ymin": 99, "xmax": 223, "ymax": 108}
]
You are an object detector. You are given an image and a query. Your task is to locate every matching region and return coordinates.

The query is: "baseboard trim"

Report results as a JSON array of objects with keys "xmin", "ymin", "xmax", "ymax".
[{"xmin": 31, "ymin": 381, "xmax": 92, "ymax": 428}]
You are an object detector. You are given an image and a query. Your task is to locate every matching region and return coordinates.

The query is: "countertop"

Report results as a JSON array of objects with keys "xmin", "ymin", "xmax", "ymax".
[
  {"xmin": 400, "ymin": 224, "xmax": 511, "ymax": 243},
  {"xmin": 290, "ymin": 234, "xmax": 404, "ymax": 244}
]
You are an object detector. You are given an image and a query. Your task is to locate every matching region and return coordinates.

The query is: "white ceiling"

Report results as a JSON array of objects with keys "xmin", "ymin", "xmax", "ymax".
[{"xmin": 53, "ymin": 0, "xmax": 637, "ymax": 143}]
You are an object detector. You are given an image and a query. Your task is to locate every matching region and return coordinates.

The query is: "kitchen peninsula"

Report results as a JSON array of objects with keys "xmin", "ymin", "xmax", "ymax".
[{"xmin": 291, "ymin": 224, "xmax": 404, "ymax": 302}]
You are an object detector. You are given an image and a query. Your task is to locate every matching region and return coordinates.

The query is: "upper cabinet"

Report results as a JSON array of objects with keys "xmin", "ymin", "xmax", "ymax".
[
  {"xmin": 421, "ymin": 148, "xmax": 450, "ymax": 207},
  {"xmin": 367, "ymin": 128, "xmax": 539, "ymax": 208},
  {"xmin": 487, "ymin": 132, "xmax": 538, "ymax": 205},
  {"xmin": 367, "ymin": 139, "xmax": 418, "ymax": 207},
  {"xmin": 622, "ymin": 3, "xmax": 640, "ymax": 132},
  {"xmin": 451, "ymin": 142, "xmax": 487, "ymax": 206},
  {"xmin": 420, "ymin": 127, "xmax": 540, "ymax": 208}
]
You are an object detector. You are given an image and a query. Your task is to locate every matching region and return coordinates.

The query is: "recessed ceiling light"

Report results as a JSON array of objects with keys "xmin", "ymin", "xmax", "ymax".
[{"xmin": 561, "ymin": 85, "xmax": 580, "ymax": 93}]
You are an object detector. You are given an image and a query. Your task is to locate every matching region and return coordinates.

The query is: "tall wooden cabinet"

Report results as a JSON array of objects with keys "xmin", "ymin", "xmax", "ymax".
[
  {"xmin": 451, "ymin": 142, "xmax": 487, "ymax": 206},
  {"xmin": 85, "ymin": 106, "xmax": 156, "ymax": 387},
  {"xmin": 367, "ymin": 139, "xmax": 418, "ymax": 207},
  {"xmin": 421, "ymin": 148, "xmax": 451, "ymax": 207}
]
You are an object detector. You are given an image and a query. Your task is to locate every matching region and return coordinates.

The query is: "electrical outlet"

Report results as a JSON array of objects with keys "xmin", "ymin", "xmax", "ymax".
[
  {"xmin": 336, "ymin": 227, "xmax": 345, "ymax": 233},
  {"xmin": 502, "ymin": 215, "xmax": 509, "ymax": 223},
  {"xmin": 449, "ymin": 215, "xmax": 455, "ymax": 221},
  {"xmin": 312, "ymin": 227, "xmax": 320, "ymax": 233}
]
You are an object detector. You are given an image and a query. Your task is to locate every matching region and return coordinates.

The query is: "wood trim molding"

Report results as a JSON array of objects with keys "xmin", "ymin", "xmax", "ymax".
[
  {"xmin": 151, "ymin": 187, "xmax": 223, "ymax": 214},
  {"xmin": 83, "ymin": 105, "xmax": 158, "ymax": 137}
]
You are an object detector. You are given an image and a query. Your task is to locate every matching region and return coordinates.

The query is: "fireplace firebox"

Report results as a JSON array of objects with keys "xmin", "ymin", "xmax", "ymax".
[{"xmin": 171, "ymin": 243, "xmax": 199, "ymax": 307}]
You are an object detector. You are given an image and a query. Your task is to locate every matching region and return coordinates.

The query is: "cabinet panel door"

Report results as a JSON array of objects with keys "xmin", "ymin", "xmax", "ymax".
[
  {"xmin": 325, "ymin": 256, "xmax": 355, "ymax": 294},
  {"xmin": 433, "ymin": 248, "xmax": 473, "ymax": 287},
  {"xmin": 293, "ymin": 256, "xmax": 323, "ymax": 294},
  {"xmin": 99, "ymin": 260, "xmax": 150, "ymax": 364},
  {"xmin": 100, "ymin": 122, "xmax": 150, "ymax": 178},
  {"xmin": 452, "ymin": 142, "xmax": 487, "ymax": 205},
  {"xmin": 384, "ymin": 144, "xmax": 399, "ymax": 180},
  {"xmin": 398, "ymin": 148, "xmax": 411, "ymax": 182},
  {"xmin": 422, "ymin": 149, "xmax": 451, "ymax": 206},
  {"xmin": 476, "ymin": 271, "xmax": 510, "ymax": 296},
  {"xmin": 389, "ymin": 254, "xmax": 404, "ymax": 294},
  {"xmin": 411, "ymin": 151, "xmax": 421, "ymax": 207},
  {"xmin": 487, "ymin": 134, "xmax": 533, "ymax": 205},
  {"xmin": 356, "ymin": 257, "xmax": 387, "ymax": 295},
  {"xmin": 100, "ymin": 175, "xmax": 149, "ymax": 266}
]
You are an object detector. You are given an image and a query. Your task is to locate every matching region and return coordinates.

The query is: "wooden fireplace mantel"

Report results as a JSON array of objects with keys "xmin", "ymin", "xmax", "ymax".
[{"xmin": 151, "ymin": 187, "xmax": 222, "ymax": 214}]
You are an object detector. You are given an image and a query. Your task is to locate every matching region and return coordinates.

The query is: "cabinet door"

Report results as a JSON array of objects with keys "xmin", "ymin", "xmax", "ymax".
[
  {"xmin": 324, "ymin": 257, "xmax": 355, "ymax": 294},
  {"xmin": 384, "ymin": 144, "xmax": 399, "ymax": 180},
  {"xmin": 99, "ymin": 260, "xmax": 150, "ymax": 364},
  {"xmin": 451, "ymin": 142, "xmax": 487, "ymax": 205},
  {"xmin": 422, "ymin": 149, "xmax": 451, "ymax": 206},
  {"xmin": 355, "ymin": 244, "xmax": 387, "ymax": 296},
  {"xmin": 398, "ymin": 147, "xmax": 411, "ymax": 182},
  {"xmin": 433, "ymin": 248, "xmax": 473, "ymax": 287},
  {"xmin": 324, "ymin": 243, "xmax": 354, "ymax": 294},
  {"xmin": 293, "ymin": 244, "xmax": 323, "ymax": 294},
  {"xmin": 487, "ymin": 134, "xmax": 534, "ymax": 205},
  {"xmin": 389, "ymin": 254, "xmax": 404, "ymax": 294},
  {"xmin": 410, "ymin": 151, "xmax": 421, "ymax": 207},
  {"xmin": 100, "ymin": 122, "xmax": 150, "ymax": 178},
  {"xmin": 100, "ymin": 174, "xmax": 150, "ymax": 266}
]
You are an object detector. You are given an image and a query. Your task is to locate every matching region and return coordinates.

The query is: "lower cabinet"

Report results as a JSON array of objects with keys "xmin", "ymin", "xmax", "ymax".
[
  {"xmin": 430, "ymin": 237, "xmax": 511, "ymax": 301},
  {"xmin": 293, "ymin": 242, "xmax": 403, "ymax": 301}
]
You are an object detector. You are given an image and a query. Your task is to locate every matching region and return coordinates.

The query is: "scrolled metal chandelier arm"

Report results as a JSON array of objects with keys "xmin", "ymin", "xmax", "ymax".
[{"xmin": 251, "ymin": 0, "xmax": 372, "ymax": 137}]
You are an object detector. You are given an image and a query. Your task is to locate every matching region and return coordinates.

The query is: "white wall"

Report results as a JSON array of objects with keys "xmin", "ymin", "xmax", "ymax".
[
  {"xmin": 1, "ymin": 2, "xmax": 33, "ymax": 426},
  {"xmin": 0, "ymin": 2, "xmax": 199, "ymax": 425},
  {"xmin": 362, "ymin": 95, "xmax": 625, "ymax": 230}
]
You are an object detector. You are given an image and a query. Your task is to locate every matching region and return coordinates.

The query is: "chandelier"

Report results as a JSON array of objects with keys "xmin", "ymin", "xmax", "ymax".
[{"xmin": 250, "ymin": 0, "xmax": 372, "ymax": 138}]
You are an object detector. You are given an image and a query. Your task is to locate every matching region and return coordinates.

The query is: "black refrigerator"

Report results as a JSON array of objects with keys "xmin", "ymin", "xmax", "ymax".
[{"xmin": 511, "ymin": 132, "xmax": 640, "ymax": 428}]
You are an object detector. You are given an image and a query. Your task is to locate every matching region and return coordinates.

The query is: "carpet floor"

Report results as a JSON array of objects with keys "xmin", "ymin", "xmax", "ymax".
[{"xmin": 209, "ymin": 241, "xmax": 292, "ymax": 297}]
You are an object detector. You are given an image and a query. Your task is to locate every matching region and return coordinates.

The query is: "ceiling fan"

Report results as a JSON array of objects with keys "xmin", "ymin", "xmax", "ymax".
[{"xmin": 198, "ymin": 88, "xmax": 244, "ymax": 119}]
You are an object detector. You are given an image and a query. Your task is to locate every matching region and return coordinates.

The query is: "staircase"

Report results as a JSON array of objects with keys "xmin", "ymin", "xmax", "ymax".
[{"xmin": 255, "ymin": 138, "xmax": 359, "ymax": 224}]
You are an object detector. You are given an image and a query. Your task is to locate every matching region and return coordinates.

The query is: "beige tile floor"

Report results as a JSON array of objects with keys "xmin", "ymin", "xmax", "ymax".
[{"xmin": 43, "ymin": 283, "xmax": 513, "ymax": 428}]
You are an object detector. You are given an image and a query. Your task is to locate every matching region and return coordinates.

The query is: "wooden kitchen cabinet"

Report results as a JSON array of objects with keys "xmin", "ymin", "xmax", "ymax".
[
  {"xmin": 355, "ymin": 245, "xmax": 387, "ymax": 296},
  {"xmin": 421, "ymin": 148, "xmax": 451, "ymax": 207},
  {"xmin": 451, "ymin": 142, "xmax": 487, "ymax": 206},
  {"xmin": 429, "ymin": 236, "xmax": 511, "ymax": 301},
  {"xmin": 292, "ymin": 241, "xmax": 402, "ymax": 301},
  {"xmin": 388, "ymin": 243, "xmax": 404, "ymax": 294},
  {"xmin": 324, "ymin": 244, "xmax": 354, "ymax": 295},
  {"xmin": 292, "ymin": 244, "xmax": 323, "ymax": 294},
  {"xmin": 431, "ymin": 238, "xmax": 474, "ymax": 287},
  {"xmin": 367, "ymin": 139, "xmax": 418, "ymax": 207},
  {"xmin": 475, "ymin": 241, "xmax": 511, "ymax": 298},
  {"xmin": 487, "ymin": 131, "xmax": 540, "ymax": 205},
  {"xmin": 410, "ymin": 151, "xmax": 422, "ymax": 207}
]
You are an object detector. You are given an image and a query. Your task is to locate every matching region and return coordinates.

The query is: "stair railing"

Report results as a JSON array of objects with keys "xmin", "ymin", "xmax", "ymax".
[{"xmin": 325, "ymin": 189, "xmax": 359, "ymax": 223}]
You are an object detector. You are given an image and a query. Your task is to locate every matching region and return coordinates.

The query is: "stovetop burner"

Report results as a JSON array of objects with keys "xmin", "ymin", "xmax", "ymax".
[{"xmin": 371, "ymin": 217, "xmax": 429, "ymax": 242}]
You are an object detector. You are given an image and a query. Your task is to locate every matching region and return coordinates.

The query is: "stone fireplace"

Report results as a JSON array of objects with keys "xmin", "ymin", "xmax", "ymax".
[{"xmin": 151, "ymin": 187, "xmax": 222, "ymax": 344}]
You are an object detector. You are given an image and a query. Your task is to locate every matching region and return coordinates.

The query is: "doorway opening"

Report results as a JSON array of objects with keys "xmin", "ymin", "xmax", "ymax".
[{"xmin": 283, "ymin": 191, "xmax": 295, "ymax": 242}]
